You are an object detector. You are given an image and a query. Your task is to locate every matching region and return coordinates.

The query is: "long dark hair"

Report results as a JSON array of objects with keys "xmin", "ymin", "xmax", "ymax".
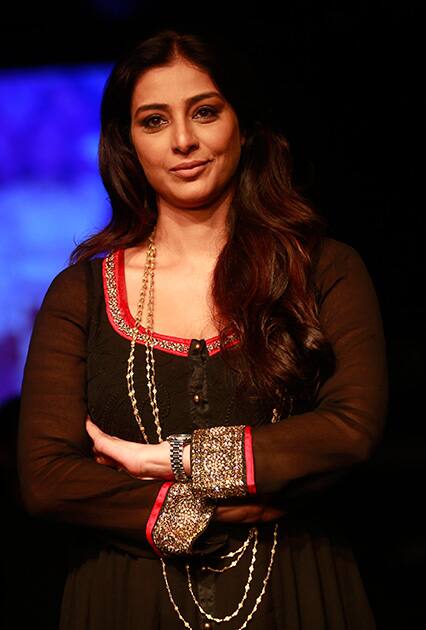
[{"xmin": 70, "ymin": 29, "xmax": 335, "ymax": 412}]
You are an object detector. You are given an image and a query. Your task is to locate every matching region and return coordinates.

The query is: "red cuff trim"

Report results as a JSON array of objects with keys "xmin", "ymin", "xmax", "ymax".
[
  {"xmin": 244, "ymin": 426, "xmax": 256, "ymax": 494},
  {"xmin": 146, "ymin": 481, "xmax": 173, "ymax": 556}
]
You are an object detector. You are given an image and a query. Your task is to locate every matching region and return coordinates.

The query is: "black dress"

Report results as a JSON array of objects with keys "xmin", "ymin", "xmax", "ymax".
[{"xmin": 18, "ymin": 237, "xmax": 388, "ymax": 629}]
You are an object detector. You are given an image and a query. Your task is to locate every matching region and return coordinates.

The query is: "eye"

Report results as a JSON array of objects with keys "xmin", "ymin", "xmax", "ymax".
[
  {"xmin": 194, "ymin": 106, "xmax": 218, "ymax": 121},
  {"xmin": 140, "ymin": 115, "xmax": 167, "ymax": 130}
]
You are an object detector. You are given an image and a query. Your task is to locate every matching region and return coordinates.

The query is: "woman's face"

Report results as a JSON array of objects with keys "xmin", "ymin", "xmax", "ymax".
[{"xmin": 130, "ymin": 58, "xmax": 244, "ymax": 211}]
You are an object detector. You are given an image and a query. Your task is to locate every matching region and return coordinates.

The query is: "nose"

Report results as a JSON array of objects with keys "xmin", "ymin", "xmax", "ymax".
[{"xmin": 171, "ymin": 119, "xmax": 199, "ymax": 155}]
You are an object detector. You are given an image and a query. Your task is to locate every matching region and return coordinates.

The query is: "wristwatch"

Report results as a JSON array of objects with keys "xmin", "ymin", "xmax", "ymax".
[{"xmin": 166, "ymin": 433, "xmax": 192, "ymax": 482}]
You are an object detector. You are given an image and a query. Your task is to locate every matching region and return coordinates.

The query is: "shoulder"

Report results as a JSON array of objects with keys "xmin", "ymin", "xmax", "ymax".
[
  {"xmin": 45, "ymin": 258, "xmax": 92, "ymax": 293},
  {"xmin": 314, "ymin": 236, "xmax": 370, "ymax": 289},
  {"xmin": 313, "ymin": 237, "xmax": 378, "ymax": 307},
  {"xmin": 41, "ymin": 257, "xmax": 103, "ymax": 311},
  {"xmin": 317, "ymin": 236, "xmax": 364, "ymax": 269}
]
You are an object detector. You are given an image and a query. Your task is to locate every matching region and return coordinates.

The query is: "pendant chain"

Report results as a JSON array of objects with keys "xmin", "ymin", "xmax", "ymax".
[
  {"xmin": 202, "ymin": 527, "xmax": 256, "ymax": 573},
  {"xmin": 185, "ymin": 527, "xmax": 259, "ymax": 622},
  {"xmin": 127, "ymin": 230, "xmax": 162, "ymax": 443},
  {"xmin": 162, "ymin": 524, "xmax": 279, "ymax": 630},
  {"xmin": 125, "ymin": 229, "xmax": 280, "ymax": 628}
]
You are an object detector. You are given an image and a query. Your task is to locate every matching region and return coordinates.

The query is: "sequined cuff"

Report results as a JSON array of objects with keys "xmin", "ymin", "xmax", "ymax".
[
  {"xmin": 151, "ymin": 483, "xmax": 215, "ymax": 556},
  {"xmin": 191, "ymin": 425, "xmax": 248, "ymax": 499}
]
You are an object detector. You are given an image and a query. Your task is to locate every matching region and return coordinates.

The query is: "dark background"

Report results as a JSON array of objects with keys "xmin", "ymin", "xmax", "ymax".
[{"xmin": 1, "ymin": 1, "xmax": 425, "ymax": 628}]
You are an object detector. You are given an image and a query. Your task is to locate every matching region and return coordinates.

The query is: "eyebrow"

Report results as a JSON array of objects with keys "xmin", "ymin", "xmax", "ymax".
[{"xmin": 133, "ymin": 91, "xmax": 223, "ymax": 117}]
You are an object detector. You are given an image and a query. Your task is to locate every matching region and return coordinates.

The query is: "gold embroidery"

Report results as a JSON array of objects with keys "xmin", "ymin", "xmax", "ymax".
[
  {"xmin": 104, "ymin": 252, "xmax": 238, "ymax": 355},
  {"xmin": 152, "ymin": 483, "xmax": 215, "ymax": 556},
  {"xmin": 191, "ymin": 425, "xmax": 247, "ymax": 499}
]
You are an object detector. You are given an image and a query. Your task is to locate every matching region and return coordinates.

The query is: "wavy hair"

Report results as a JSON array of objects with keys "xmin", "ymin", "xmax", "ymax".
[{"xmin": 70, "ymin": 29, "xmax": 335, "ymax": 413}]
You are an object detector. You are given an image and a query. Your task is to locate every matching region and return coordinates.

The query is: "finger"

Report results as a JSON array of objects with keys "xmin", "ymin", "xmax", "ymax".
[
  {"xmin": 86, "ymin": 418, "xmax": 105, "ymax": 439},
  {"xmin": 86, "ymin": 421, "xmax": 123, "ymax": 456},
  {"xmin": 214, "ymin": 505, "xmax": 262, "ymax": 523},
  {"xmin": 89, "ymin": 430, "xmax": 145, "ymax": 476},
  {"xmin": 258, "ymin": 508, "xmax": 285, "ymax": 522},
  {"xmin": 214, "ymin": 504, "xmax": 285, "ymax": 524},
  {"xmin": 95, "ymin": 453, "xmax": 119, "ymax": 467}
]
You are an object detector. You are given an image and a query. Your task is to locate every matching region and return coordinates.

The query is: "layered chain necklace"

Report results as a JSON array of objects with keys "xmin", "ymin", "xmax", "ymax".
[{"xmin": 126, "ymin": 228, "xmax": 280, "ymax": 629}]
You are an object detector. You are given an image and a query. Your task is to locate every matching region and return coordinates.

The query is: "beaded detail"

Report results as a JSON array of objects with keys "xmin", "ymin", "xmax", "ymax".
[
  {"xmin": 120, "ymin": 231, "xmax": 281, "ymax": 628},
  {"xmin": 152, "ymin": 483, "xmax": 215, "ymax": 556},
  {"xmin": 185, "ymin": 528, "xmax": 259, "ymax": 622},
  {"xmin": 191, "ymin": 425, "xmax": 247, "ymax": 499},
  {"xmin": 162, "ymin": 524, "xmax": 279, "ymax": 630},
  {"xmin": 103, "ymin": 250, "xmax": 239, "ymax": 356}
]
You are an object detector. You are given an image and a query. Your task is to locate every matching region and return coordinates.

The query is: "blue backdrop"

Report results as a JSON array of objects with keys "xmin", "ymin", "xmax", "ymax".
[{"xmin": 0, "ymin": 64, "xmax": 112, "ymax": 404}]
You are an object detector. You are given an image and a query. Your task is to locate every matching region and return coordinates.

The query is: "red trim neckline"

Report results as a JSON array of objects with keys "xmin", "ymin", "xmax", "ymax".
[
  {"xmin": 103, "ymin": 249, "xmax": 240, "ymax": 357},
  {"xmin": 116, "ymin": 248, "xmax": 222, "ymax": 347}
]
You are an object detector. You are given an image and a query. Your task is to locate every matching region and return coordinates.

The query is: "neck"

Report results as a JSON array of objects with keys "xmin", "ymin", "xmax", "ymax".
[{"xmin": 153, "ymin": 191, "xmax": 232, "ymax": 265}]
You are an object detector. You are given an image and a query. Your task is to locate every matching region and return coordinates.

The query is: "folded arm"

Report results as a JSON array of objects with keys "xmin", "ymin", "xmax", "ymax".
[
  {"xmin": 20, "ymin": 240, "xmax": 387, "ymax": 557},
  {"xmin": 190, "ymin": 241, "xmax": 388, "ymax": 504},
  {"xmin": 17, "ymin": 262, "xmax": 213, "ymax": 555},
  {"xmin": 92, "ymin": 240, "xmax": 388, "ymax": 529}
]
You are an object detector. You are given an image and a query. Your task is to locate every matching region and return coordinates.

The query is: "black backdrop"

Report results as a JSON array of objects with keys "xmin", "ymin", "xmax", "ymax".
[{"xmin": 1, "ymin": 2, "xmax": 424, "ymax": 628}]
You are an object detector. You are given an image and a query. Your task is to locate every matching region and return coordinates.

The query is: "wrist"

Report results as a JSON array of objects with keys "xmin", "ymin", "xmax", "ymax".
[
  {"xmin": 161, "ymin": 441, "xmax": 174, "ymax": 478},
  {"xmin": 143, "ymin": 442, "xmax": 173, "ymax": 479}
]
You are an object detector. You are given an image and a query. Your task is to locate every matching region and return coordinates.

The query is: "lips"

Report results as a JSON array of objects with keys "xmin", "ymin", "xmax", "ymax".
[
  {"xmin": 170, "ymin": 160, "xmax": 210, "ymax": 171},
  {"xmin": 169, "ymin": 160, "xmax": 211, "ymax": 180}
]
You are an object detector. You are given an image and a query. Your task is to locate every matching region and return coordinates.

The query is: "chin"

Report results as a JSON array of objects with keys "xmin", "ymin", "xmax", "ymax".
[
  {"xmin": 175, "ymin": 199, "xmax": 215, "ymax": 211},
  {"xmin": 170, "ymin": 181, "xmax": 232, "ymax": 210},
  {"xmin": 168, "ymin": 189, "xmax": 218, "ymax": 209}
]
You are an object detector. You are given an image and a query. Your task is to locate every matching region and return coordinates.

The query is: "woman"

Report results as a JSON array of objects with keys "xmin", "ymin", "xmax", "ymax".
[{"xmin": 18, "ymin": 29, "xmax": 388, "ymax": 629}]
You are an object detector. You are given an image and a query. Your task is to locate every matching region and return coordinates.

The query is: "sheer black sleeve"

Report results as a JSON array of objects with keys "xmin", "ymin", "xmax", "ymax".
[
  {"xmin": 17, "ymin": 261, "xmax": 165, "ymax": 547},
  {"xmin": 251, "ymin": 239, "xmax": 388, "ymax": 497}
]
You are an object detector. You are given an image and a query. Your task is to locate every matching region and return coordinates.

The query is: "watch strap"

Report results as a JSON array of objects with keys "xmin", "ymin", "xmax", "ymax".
[{"xmin": 166, "ymin": 434, "xmax": 191, "ymax": 482}]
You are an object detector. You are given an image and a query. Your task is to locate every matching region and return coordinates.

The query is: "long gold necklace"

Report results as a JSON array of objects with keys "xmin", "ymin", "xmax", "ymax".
[
  {"xmin": 127, "ymin": 230, "xmax": 163, "ymax": 443},
  {"xmin": 203, "ymin": 527, "xmax": 256, "ymax": 573},
  {"xmin": 186, "ymin": 527, "xmax": 259, "ymax": 622},
  {"xmin": 126, "ymin": 228, "xmax": 280, "ymax": 629},
  {"xmin": 163, "ymin": 525, "xmax": 279, "ymax": 630}
]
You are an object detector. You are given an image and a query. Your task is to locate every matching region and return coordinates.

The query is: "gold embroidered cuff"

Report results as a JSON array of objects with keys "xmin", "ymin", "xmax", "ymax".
[
  {"xmin": 152, "ymin": 483, "xmax": 215, "ymax": 556},
  {"xmin": 191, "ymin": 425, "xmax": 247, "ymax": 499}
]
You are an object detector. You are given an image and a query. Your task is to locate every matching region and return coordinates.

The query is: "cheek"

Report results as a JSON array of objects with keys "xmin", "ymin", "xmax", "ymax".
[
  {"xmin": 213, "ymin": 126, "xmax": 242, "ymax": 170},
  {"xmin": 133, "ymin": 142, "xmax": 164, "ymax": 179}
]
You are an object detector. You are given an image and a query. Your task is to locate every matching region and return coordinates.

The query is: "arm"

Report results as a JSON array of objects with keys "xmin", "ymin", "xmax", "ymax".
[
  {"xmin": 79, "ymin": 240, "xmax": 387, "ymax": 531},
  {"xmin": 191, "ymin": 240, "xmax": 388, "ymax": 503},
  {"xmin": 17, "ymin": 262, "xmax": 213, "ymax": 554}
]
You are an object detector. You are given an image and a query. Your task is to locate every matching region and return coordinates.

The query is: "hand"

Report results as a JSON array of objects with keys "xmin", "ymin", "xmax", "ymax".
[
  {"xmin": 214, "ymin": 501, "xmax": 285, "ymax": 524},
  {"xmin": 86, "ymin": 417, "xmax": 174, "ymax": 480}
]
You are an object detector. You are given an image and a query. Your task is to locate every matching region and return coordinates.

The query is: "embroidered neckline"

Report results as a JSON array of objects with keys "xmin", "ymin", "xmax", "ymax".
[{"xmin": 102, "ymin": 249, "xmax": 239, "ymax": 357}]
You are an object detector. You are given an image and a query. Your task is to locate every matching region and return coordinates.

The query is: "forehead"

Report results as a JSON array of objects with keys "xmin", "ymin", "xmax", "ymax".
[{"xmin": 131, "ymin": 59, "xmax": 218, "ymax": 111}]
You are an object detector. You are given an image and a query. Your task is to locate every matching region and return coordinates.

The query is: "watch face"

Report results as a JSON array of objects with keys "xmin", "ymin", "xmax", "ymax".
[{"xmin": 167, "ymin": 434, "xmax": 191, "ymax": 441}]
